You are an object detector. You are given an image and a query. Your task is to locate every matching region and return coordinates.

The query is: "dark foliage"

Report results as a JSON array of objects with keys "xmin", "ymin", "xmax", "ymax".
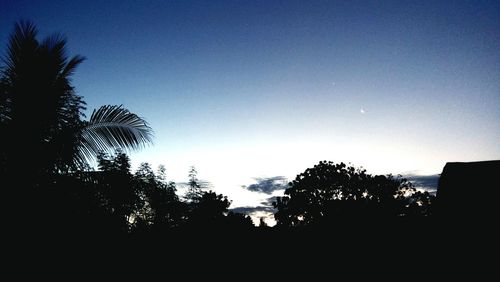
[{"xmin": 273, "ymin": 161, "xmax": 434, "ymax": 227}]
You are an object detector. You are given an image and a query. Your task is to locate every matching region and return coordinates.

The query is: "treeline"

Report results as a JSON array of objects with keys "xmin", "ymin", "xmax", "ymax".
[
  {"xmin": 11, "ymin": 151, "xmax": 254, "ymax": 235},
  {"xmin": 7, "ymin": 151, "xmax": 435, "ymax": 236}
]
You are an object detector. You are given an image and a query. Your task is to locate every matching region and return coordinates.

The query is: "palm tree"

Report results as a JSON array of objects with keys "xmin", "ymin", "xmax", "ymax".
[{"xmin": 0, "ymin": 21, "xmax": 152, "ymax": 175}]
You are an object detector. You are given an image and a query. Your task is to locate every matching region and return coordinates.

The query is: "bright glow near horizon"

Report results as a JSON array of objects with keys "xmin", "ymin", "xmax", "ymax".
[{"xmin": 129, "ymin": 136, "xmax": 451, "ymax": 209}]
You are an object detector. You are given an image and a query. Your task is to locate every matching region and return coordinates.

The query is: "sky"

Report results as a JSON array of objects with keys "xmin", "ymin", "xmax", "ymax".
[{"xmin": 2, "ymin": 0, "xmax": 499, "ymax": 222}]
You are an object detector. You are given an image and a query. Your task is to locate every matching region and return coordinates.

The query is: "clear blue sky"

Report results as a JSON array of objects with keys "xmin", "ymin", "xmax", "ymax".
[{"xmin": 2, "ymin": 0, "xmax": 499, "ymax": 217}]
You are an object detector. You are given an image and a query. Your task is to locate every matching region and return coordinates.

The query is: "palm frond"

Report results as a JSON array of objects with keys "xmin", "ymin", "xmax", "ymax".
[
  {"xmin": 78, "ymin": 105, "xmax": 153, "ymax": 163},
  {"xmin": 60, "ymin": 55, "xmax": 85, "ymax": 79},
  {"xmin": 3, "ymin": 21, "xmax": 38, "ymax": 81},
  {"xmin": 40, "ymin": 33, "xmax": 68, "ymax": 73}
]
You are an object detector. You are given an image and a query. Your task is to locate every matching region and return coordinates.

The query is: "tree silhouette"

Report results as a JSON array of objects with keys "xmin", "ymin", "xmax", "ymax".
[
  {"xmin": 190, "ymin": 191, "xmax": 229, "ymax": 220},
  {"xmin": 0, "ymin": 21, "xmax": 86, "ymax": 178},
  {"xmin": 0, "ymin": 21, "xmax": 152, "ymax": 178},
  {"xmin": 96, "ymin": 151, "xmax": 142, "ymax": 232},
  {"xmin": 185, "ymin": 165, "xmax": 203, "ymax": 202},
  {"xmin": 225, "ymin": 211, "xmax": 255, "ymax": 230},
  {"xmin": 273, "ymin": 161, "xmax": 432, "ymax": 227},
  {"xmin": 133, "ymin": 162, "xmax": 187, "ymax": 231}
]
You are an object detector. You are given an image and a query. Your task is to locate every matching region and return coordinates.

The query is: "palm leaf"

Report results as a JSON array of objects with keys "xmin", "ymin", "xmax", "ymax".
[
  {"xmin": 4, "ymin": 21, "xmax": 38, "ymax": 73},
  {"xmin": 78, "ymin": 105, "xmax": 153, "ymax": 163},
  {"xmin": 60, "ymin": 55, "xmax": 85, "ymax": 79}
]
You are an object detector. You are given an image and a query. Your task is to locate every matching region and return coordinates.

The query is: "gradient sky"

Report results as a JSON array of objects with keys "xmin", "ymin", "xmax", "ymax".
[{"xmin": 2, "ymin": 0, "xmax": 499, "ymax": 217}]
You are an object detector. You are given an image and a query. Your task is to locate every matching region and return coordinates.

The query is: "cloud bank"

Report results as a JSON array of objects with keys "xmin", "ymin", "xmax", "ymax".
[{"xmin": 243, "ymin": 176, "xmax": 288, "ymax": 194}]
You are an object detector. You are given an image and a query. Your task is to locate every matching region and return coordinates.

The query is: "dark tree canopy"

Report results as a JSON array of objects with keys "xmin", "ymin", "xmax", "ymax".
[
  {"xmin": 274, "ymin": 161, "xmax": 434, "ymax": 227},
  {"xmin": 0, "ymin": 21, "xmax": 87, "ymax": 175},
  {"xmin": 133, "ymin": 162, "xmax": 184, "ymax": 230}
]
